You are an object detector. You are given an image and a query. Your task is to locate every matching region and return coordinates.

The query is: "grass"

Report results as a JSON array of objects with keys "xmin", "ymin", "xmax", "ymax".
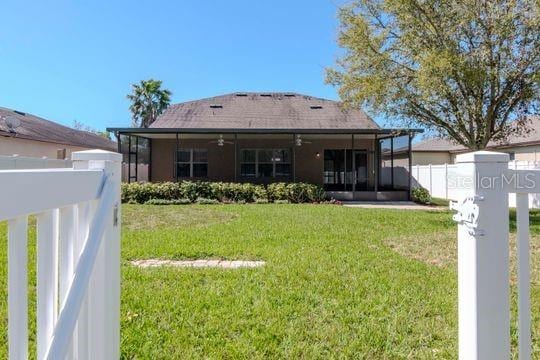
[{"xmin": 0, "ymin": 204, "xmax": 538, "ymax": 358}]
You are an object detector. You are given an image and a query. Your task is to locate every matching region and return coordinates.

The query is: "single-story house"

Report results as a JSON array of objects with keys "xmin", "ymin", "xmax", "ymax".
[
  {"xmin": 107, "ymin": 92, "xmax": 422, "ymax": 201},
  {"xmin": 412, "ymin": 116, "xmax": 540, "ymax": 165},
  {"xmin": 0, "ymin": 106, "xmax": 116, "ymax": 159}
]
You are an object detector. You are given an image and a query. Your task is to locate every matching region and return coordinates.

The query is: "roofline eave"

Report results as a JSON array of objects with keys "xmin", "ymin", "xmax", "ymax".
[{"xmin": 106, "ymin": 127, "xmax": 424, "ymax": 135}]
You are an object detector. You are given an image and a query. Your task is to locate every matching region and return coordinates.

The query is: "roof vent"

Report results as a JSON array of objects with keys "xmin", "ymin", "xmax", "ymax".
[
  {"xmin": 209, "ymin": 104, "xmax": 223, "ymax": 109},
  {"xmin": 13, "ymin": 110, "xmax": 26, "ymax": 116},
  {"xmin": 260, "ymin": 94, "xmax": 272, "ymax": 97},
  {"xmin": 310, "ymin": 105, "xmax": 323, "ymax": 109},
  {"xmin": 235, "ymin": 93, "xmax": 248, "ymax": 97}
]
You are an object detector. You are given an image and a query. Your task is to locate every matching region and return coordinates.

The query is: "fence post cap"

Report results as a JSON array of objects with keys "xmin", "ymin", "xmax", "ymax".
[
  {"xmin": 455, "ymin": 151, "xmax": 509, "ymax": 164},
  {"xmin": 72, "ymin": 149, "xmax": 122, "ymax": 162}
]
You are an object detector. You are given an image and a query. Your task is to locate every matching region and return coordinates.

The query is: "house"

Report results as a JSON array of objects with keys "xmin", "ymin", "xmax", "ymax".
[
  {"xmin": 0, "ymin": 107, "xmax": 116, "ymax": 159},
  {"xmin": 107, "ymin": 92, "xmax": 422, "ymax": 201},
  {"xmin": 412, "ymin": 116, "xmax": 540, "ymax": 165}
]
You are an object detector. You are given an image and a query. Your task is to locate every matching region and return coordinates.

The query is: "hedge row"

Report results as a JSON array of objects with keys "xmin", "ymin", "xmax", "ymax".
[{"xmin": 121, "ymin": 181, "xmax": 327, "ymax": 204}]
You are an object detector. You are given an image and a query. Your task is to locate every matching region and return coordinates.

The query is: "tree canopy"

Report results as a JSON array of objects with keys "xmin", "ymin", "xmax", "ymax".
[
  {"xmin": 327, "ymin": 0, "xmax": 539, "ymax": 149},
  {"xmin": 127, "ymin": 79, "xmax": 172, "ymax": 128}
]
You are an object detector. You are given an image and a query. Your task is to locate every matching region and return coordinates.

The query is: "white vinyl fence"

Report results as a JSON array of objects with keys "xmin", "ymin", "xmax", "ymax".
[
  {"xmin": 0, "ymin": 150, "xmax": 121, "ymax": 360},
  {"xmin": 412, "ymin": 160, "xmax": 540, "ymax": 208},
  {"xmin": 450, "ymin": 151, "xmax": 537, "ymax": 359},
  {"xmin": 0, "ymin": 155, "xmax": 72, "ymax": 170}
]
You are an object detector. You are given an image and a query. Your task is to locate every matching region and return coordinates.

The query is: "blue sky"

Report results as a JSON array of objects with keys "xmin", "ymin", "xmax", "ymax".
[{"xmin": 0, "ymin": 0, "xmax": 370, "ymax": 131}]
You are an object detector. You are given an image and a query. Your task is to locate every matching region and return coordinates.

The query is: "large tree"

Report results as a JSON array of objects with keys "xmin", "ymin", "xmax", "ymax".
[
  {"xmin": 127, "ymin": 79, "xmax": 172, "ymax": 128},
  {"xmin": 327, "ymin": 0, "xmax": 539, "ymax": 149}
]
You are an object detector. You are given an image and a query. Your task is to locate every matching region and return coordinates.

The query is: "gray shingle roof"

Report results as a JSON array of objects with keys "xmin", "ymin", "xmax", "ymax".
[
  {"xmin": 149, "ymin": 92, "xmax": 380, "ymax": 130},
  {"xmin": 0, "ymin": 107, "xmax": 116, "ymax": 151},
  {"xmin": 413, "ymin": 116, "xmax": 540, "ymax": 152}
]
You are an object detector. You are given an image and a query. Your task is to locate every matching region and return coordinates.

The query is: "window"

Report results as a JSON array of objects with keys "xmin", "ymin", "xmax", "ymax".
[
  {"xmin": 176, "ymin": 149, "xmax": 208, "ymax": 178},
  {"xmin": 240, "ymin": 149, "xmax": 291, "ymax": 178}
]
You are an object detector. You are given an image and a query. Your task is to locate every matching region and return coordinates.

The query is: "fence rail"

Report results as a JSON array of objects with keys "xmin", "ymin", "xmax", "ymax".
[
  {"xmin": 1, "ymin": 150, "xmax": 121, "ymax": 360},
  {"xmin": 412, "ymin": 160, "xmax": 540, "ymax": 208},
  {"xmin": 0, "ymin": 154, "xmax": 71, "ymax": 170},
  {"xmin": 450, "ymin": 151, "xmax": 536, "ymax": 359}
]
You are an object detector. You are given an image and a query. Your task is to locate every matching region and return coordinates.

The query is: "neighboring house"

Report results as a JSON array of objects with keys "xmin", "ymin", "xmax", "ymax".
[
  {"xmin": 412, "ymin": 116, "xmax": 540, "ymax": 165},
  {"xmin": 0, "ymin": 107, "xmax": 116, "ymax": 159},
  {"xmin": 108, "ymin": 92, "xmax": 422, "ymax": 201}
]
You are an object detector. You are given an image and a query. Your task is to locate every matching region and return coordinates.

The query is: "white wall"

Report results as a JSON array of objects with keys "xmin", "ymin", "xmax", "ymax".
[
  {"xmin": 412, "ymin": 161, "xmax": 540, "ymax": 208},
  {"xmin": 412, "ymin": 151, "xmax": 452, "ymax": 165},
  {"xmin": 0, "ymin": 136, "xmax": 89, "ymax": 159},
  {"xmin": 0, "ymin": 154, "xmax": 72, "ymax": 169}
]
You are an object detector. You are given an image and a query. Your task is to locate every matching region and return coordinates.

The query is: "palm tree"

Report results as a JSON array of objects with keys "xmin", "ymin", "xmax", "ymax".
[{"xmin": 127, "ymin": 79, "xmax": 172, "ymax": 128}]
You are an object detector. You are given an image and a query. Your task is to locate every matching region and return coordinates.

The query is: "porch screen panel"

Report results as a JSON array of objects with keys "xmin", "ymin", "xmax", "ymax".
[
  {"xmin": 119, "ymin": 135, "xmax": 130, "ymax": 182},
  {"xmin": 192, "ymin": 149, "xmax": 208, "ymax": 177},
  {"xmin": 136, "ymin": 137, "xmax": 150, "ymax": 182},
  {"xmin": 274, "ymin": 149, "xmax": 291, "ymax": 177},
  {"xmin": 258, "ymin": 150, "xmax": 273, "ymax": 178},
  {"xmin": 119, "ymin": 135, "xmax": 150, "ymax": 183},
  {"xmin": 378, "ymin": 138, "xmax": 393, "ymax": 189},
  {"xmin": 392, "ymin": 135, "xmax": 410, "ymax": 190},
  {"xmin": 240, "ymin": 150, "xmax": 256, "ymax": 177},
  {"xmin": 354, "ymin": 150, "xmax": 375, "ymax": 191},
  {"xmin": 324, "ymin": 150, "xmax": 345, "ymax": 191}
]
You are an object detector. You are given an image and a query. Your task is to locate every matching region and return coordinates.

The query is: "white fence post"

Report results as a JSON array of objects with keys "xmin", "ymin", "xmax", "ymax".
[
  {"xmin": 452, "ymin": 151, "xmax": 510, "ymax": 359},
  {"xmin": 445, "ymin": 163, "xmax": 449, "ymax": 199},
  {"xmin": 72, "ymin": 150, "xmax": 121, "ymax": 360}
]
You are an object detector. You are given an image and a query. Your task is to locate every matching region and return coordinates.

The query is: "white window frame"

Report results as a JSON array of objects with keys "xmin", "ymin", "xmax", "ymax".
[
  {"xmin": 175, "ymin": 148, "xmax": 208, "ymax": 178},
  {"xmin": 240, "ymin": 149, "xmax": 291, "ymax": 178}
]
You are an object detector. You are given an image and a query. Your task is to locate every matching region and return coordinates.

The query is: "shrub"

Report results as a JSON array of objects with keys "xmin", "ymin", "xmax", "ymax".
[
  {"xmin": 121, "ymin": 181, "xmax": 326, "ymax": 204},
  {"xmin": 411, "ymin": 187, "xmax": 432, "ymax": 204},
  {"xmin": 267, "ymin": 183, "xmax": 326, "ymax": 203},
  {"xmin": 210, "ymin": 182, "xmax": 265, "ymax": 202},
  {"xmin": 122, "ymin": 182, "xmax": 183, "ymax": 204}
]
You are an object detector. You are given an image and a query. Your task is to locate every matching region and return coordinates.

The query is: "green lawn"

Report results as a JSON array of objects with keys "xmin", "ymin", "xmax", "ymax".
[{"xmin": 0, "ymin": 204, "xmax": 538, "ymax": 358}]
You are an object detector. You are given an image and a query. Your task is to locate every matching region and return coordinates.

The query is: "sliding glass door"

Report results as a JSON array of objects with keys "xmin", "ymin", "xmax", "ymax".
[{"xmin": 323, "ymin": 149, "xmax": 373, "ymax": 191}]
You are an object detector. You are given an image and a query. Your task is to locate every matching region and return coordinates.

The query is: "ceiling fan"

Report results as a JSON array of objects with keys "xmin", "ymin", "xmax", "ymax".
[
  {"xmin": 209, "ymin": 134, "xmax": 234, "ymax": 147},
  {"xmin": 290, "ymin": 134, "xmax": 312, "ymax": 146}
]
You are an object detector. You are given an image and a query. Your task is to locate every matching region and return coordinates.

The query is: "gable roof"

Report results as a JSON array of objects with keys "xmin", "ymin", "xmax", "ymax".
[
  {"xmin": 413, "ymin": 116, "xmax": 540, "ymax": 153},
  {"xmin": 0, "ymin": 107, "xmax": 116, "ymax": 151},
  {"xmin": 149, "ymin": 92, "xmax": 380, "ymax": 130}
]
